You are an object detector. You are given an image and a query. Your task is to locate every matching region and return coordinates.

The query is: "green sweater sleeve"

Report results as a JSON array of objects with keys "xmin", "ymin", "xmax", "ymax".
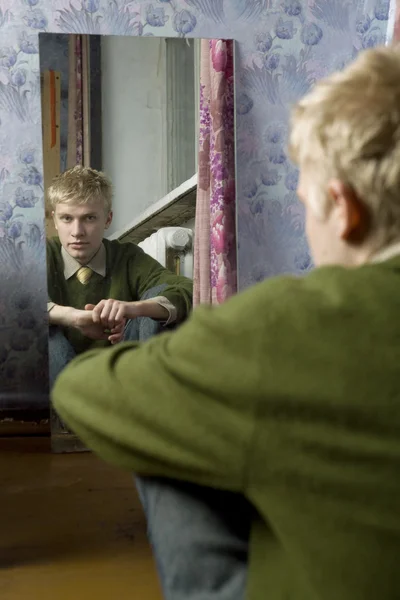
[
  {"xmin": 128, "ymin": 245, "xmax": 193, "ymax": 323},
  {"xmin": 52, "ymin": 288, "xmax": 262, "ymax": 491}
]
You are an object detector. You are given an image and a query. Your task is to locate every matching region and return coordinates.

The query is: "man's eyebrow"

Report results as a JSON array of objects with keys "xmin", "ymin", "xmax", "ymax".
[{"xmin": 58, "ymin": 211, "xmax": 98, "ymax": 217}]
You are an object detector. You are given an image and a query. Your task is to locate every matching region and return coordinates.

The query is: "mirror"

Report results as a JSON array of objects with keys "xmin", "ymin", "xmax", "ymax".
[{"xmin": 38, "ymin": 33, "xmax": 235, "ymax": 450}]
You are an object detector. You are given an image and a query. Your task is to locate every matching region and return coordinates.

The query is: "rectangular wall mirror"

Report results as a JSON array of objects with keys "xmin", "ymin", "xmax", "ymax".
[{"xmin": 38, "ymin": 33, "xmax": 235, "ymax": 451}]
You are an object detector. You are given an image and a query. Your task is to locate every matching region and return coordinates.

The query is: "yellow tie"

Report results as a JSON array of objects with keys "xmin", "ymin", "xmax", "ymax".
[{"xmin": 76, "ymin": 266, "xmax": 93, "ymax": 285}]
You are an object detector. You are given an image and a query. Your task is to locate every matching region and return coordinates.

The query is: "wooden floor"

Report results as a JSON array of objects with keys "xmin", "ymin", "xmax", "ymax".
[{"xmin": 0, "ymin": 437, "xmax": 162, "ymax": 600}]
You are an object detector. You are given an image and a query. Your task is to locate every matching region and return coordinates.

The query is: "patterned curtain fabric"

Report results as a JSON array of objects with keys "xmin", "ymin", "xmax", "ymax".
[
  {"xmin": 194, "ymin": 39, "xmax": 237, "ymax": 307},
  {"xmin": 67, "ymin": 35, "xmax": 90, "ymax": 168},
  {"xmin": 394, "ymin": 0, "xmax": 400, "ymax": 40}
]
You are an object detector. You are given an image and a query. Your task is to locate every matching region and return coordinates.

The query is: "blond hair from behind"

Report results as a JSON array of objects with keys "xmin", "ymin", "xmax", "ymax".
[
  {"xmin": 289, "ymin": 44, "xmax": 400, "ymax": 245},
  {"xmin": 48, "ymin": 165, "xmax": 113, "ymax": 214}
]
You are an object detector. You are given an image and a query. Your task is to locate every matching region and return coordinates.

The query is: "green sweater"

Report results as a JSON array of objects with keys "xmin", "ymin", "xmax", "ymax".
[
  {"xmin": 53, "ymin": 257, "xmax": 400, "ymax": 600},
  {"xmin": 47, "ymin": 237, "xmax": 193, "ymax": 354}
]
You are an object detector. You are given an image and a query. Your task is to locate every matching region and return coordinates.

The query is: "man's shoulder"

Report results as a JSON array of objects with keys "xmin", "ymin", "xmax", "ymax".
[
  {"xmin": 257, "ymin": 259, "xmax": 392, "ymax": 299},
  {"xmin": 200, "ymin": 261, "xmax": 397, "ymax": 379},
  {"xmin": 288, "ymin": 259, "xmax": 400, "ymax": 309},
  {"xmin": 103, "ymin": 238, "xmax": 147, "ymax": 265},
  {"xmin": 224, "ymin": 260, "xmax": 393, "ymax": 331},
  {"xmin": 229, "ymin": 264, "xmax": 343, "ymax": 308},
  {"xmin": 104, "ymin": 238, "xmax": 141, "ymax": 255}
]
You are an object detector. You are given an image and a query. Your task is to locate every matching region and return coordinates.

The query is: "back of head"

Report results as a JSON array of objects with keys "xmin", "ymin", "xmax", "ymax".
[
  {"xmin": 289, "ymin": 45, "xmax": 400, "ymax": 246},
  {"xmin": 48, "ymin": 165, "xmax": 113, "ymax": 214}
]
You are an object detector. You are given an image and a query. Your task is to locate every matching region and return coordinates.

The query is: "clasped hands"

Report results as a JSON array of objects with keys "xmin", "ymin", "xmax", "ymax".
[{"xmin": 75, "ymin": 299, "xmax": 139, "ymax": 344}]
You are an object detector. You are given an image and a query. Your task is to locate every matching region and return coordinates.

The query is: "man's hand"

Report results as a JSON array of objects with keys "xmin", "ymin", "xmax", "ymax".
[
  {"xmin": 48, "ymin": 304, "xmax": 126, "ymax": 344},
  {"xmin": 89, "ymin": 298, "xmax": 169, "ymax": 329},
  {"xmin": 75, "ymin": 309, "xmax": 125, "ymax": 344},
  {"xmin": 107, "ymin": 319, "xmax": 126, "ymax": 345},
  {"xmin": 88, "ymin": 299, "xmax": 140, "ymax": 329}
]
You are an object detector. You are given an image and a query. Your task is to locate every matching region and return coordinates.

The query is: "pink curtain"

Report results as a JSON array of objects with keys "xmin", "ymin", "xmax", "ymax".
[
  {"xmin": 67, "ymin": 35, "xmax": 90, "ymax": 168},
  {"xmin": 194, "ymin": 40, "xmax": 237, "ymax": 307},
  {"xmin": 394, "ymin": 1, "xmax": 400, "ymax": 41}
]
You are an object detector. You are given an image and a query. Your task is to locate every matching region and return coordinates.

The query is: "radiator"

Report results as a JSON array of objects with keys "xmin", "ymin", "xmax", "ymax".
[{"xmin": 138, "ymin": 227, "xmax": 194, "ymax": 279}]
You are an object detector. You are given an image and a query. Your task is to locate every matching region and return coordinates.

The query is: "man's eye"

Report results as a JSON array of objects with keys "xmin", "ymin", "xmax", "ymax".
[
  {"xmin": 62, "ymin": 217, "xmax": 72, "ymax": 222},
  {"xmin": 87, "ymin": 216, "xmax": 96, "ymax": 221}
]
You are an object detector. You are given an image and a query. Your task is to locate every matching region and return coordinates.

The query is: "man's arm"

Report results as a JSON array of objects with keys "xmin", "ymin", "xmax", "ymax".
[
  {"xmin": 48, "ymin": 303, "xmax": 125, "ymax": 343},
  {"xmin": 129, "ymin": 246, "xmax": 193, "ymax": 324},
  {"xmin": 138, "ymin": 296, "xmax": 176, "ymax": 324},
  {"xmin": 88, "ymin": 296, "xmax": 175, "ymax": 329},
  {"xmin": 52, "ymin": 287, "xmax": 264, "ymax": 491},
  {"xmin": 48, "ymin": 303, "xmax": 78, "ymax": 327},
  {"xmin": 89, "ymin": 245, "xmax": 193, "ymax": 329}
]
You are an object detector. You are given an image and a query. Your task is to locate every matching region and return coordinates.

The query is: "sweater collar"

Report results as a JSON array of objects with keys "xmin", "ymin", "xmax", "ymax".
[{"xmin": 61, "ymin": 243, "xmax": 106, "ymax": 280}]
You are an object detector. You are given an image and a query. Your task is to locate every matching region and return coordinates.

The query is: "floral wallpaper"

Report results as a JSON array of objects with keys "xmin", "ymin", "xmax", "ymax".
[{"xmin": 0, "ymin": 0, "xmax": 395, "ymax": 413}]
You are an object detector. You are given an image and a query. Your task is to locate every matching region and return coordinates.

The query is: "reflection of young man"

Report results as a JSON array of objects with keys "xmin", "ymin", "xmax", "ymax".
[
  {"xmin": 47, "ymin": 165, "xmax": 193, "ymax": 386},
  {"xmin": 54, "ymin": 46, "xmax": 400, "ymax": 600}
]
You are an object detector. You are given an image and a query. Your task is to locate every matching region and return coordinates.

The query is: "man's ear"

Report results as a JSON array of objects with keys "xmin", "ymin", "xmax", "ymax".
[
  {"xmin": 52, "ymin": 210, "xmax": 57, "ymax": 230},
  {"xmin": 104, "ymin": 211, "xmax": 113, "ymax": 229},
  {"xmin": 328, "ymin": 179, "xmax": 370, "ymax": 242}
]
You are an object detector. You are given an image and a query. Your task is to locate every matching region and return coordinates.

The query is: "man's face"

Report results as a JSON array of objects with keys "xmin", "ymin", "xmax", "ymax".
[{"xmin": 53, "ymin": 198, "xmax": 112, "ymax": 264}]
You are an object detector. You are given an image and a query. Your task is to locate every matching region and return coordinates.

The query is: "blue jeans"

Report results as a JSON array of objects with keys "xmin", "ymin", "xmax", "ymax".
[{"xmin": 136, "ymin": 477, "xmax": 250, "ymax": 600}]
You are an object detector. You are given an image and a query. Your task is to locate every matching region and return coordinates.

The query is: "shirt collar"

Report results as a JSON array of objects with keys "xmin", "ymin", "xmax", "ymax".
[
  {"xmin": 370, "ymin": 241, "xmax": 400, "ymax": 264},
  {"xmin": 61, "ymin": 243, "xmax": 106, "ymax": 280}
]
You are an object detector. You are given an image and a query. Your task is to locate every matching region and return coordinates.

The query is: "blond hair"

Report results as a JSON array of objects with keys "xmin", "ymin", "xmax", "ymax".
[
  {"xmin": 289, "ymin": 45, "xmax": 400, "ymax": 244},
  {"xmin": 48, "ymin": 165, "xmax": 113, "ymax": 213}
]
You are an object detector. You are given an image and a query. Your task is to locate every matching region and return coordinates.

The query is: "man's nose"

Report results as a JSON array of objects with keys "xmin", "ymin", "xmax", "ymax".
[{"xmin": 71, "ymin": 221, "xmax": 85, "ymax": 237}]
